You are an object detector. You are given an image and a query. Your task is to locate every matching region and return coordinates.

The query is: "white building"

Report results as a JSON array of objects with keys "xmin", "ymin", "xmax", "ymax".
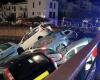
[
  {"xmin": 27, "ymin": 0, "xmax": 58, "ymax": 24},
  {"xmin": 2, "ymin": 3, "xmax": 16, "ymax": 19},
  {"xmin": 2, "ymin": 2, "xmax": 27, "ymax": 18},
  {"xmin": 1, "ymin": 0, "xmax": 58, "ymax": 24},
  {"xmin": 27, "ymin": 0, "xmax": 58, "ymax": 17}
]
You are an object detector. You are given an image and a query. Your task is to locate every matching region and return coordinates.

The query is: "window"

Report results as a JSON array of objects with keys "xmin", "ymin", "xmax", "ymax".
[
  {"xmin": 49, "ymin": 12, "xmax": 52, "ymax": 18},
  {"xmin": 14, "ymin": 6, "xmax": 16, "ymax": 11},
  {"xmin": 20, "ymin": 6, "xmax": 23, "ymax": 10},
  {"xmin": 50, "ymin": 2, "xmax": 52, "ymax": 8},
  {"xmin": 39, "ymin": 1, "xmax": 41, "ymax": 6},
  {"xmin": 54, "ymin": 3, "xmax": 56, "ymax": 9},
  {"xmin": 32, "ymin": 12, "xmax": 34, "ymax": 15},
  {"xmin": 33, "ymin": 2, "xmax": 34, "ymax": 8},
  {"xmin": 8, "ymin": 6, "xmax": 10, "ymax": 10},
  {"xmin": 53, "ymin": 12, "xmax": 55, "ymax": 18}
]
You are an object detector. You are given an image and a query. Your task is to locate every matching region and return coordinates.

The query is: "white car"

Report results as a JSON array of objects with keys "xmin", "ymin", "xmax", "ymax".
[
  {"xmin": 19, "ymin": 24, "xmax": 54, "ymax": 50},
  {"xmin": 0, "ymin": 42, "xmax": 19, "ymax": 64},
  {"xmin": 44, "ymin": 37, "xmax": 93, "ymax": 65}
]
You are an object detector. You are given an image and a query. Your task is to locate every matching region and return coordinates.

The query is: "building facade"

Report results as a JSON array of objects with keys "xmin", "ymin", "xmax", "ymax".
[
  {"xmin": 2, "ymin": 2, "xmax": 27, "ymax": 19},
  {"xmin": 1, "ymin": 0, "xmax": 58, "ymax": 24},
  {"xmin": 27, "ymin": 0, "xmax": 58, "ymax": 18}
]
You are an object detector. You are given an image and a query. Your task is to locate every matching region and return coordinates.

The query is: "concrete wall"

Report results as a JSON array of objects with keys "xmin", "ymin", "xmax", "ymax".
[{"xmin": 0, "ymin": 25, "xmax": 30, "ymax": 43}]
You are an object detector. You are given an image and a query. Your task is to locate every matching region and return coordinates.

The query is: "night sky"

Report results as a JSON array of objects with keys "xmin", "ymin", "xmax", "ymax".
[{"xmin": 0, "ymin": 0, "xmax": 25, "ymax": 4}]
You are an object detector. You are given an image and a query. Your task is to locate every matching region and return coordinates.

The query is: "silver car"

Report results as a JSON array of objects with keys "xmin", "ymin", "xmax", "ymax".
[
  {"xmin": 44, "ymin": 37, "xmax": 92, "ymax": 65},
  {"xmin": 33, "ymin": 31, "xmax": 70, "ymax": 52}
]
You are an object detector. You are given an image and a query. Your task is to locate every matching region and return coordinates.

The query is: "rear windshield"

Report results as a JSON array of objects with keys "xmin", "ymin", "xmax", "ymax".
[{"xmin": 8, "ymin": 54, "xmax": 55, "ymax": 80}]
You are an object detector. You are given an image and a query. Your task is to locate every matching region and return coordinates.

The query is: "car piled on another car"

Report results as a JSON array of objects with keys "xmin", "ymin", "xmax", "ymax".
[
  {"xmin": 32, "ymin": 37, "xmax": 92, "ymax": 66},
  {"xmin": 19, "ymin": 23, "xmax": 55, "ymax": 50}
]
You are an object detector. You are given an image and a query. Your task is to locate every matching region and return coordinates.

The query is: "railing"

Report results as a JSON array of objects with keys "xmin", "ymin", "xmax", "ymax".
[{"xmin": 44, "ymin": 30, "xmax": 100, "ymax": 80}]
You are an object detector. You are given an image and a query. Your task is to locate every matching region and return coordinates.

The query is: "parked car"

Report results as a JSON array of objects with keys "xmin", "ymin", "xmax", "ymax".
[
  {"xmin": 0, "ymin": 52, "xmax": 57, "ymax": 80},
  {"xmin": 19, "ymin": 23, "xmax": 54, "ymax": 50},
  {"xmin": 0, "ymin": 42, "xmax": 19, "ymax": 64},
  {"xmin": 33, "ymin": 31, "xmax": 70, "ymax": 52},
  {"xmin": 36, "ymin": 37, "xmax": 92, "ymax": 65}
]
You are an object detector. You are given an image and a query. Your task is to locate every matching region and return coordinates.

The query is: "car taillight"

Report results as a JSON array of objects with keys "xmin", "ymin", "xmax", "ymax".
[
  {"xmin": 40, "ymin": 47, "xmax": 47, "ymax": 50},
  {"xmin": 3, "ymin": 68, "xmax": 14, "ymax": 80}
]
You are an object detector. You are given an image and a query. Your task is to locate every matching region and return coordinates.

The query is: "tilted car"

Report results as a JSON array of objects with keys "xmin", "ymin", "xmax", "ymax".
[
  {"xmin": 0, "ymin": 52, "xmax": 57, "ymax": 80},
  {"xmin": 19, "ymin": 24, "xmax": 54, "ymax": 50}
]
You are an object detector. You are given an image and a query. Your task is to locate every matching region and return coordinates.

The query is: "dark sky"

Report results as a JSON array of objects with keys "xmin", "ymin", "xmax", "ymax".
[{"xmin": 0, "ymin": 0, "xmax": 25, "ymax": 4}]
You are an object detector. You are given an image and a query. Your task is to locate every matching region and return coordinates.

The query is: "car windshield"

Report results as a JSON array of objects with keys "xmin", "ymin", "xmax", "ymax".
[
  {"xmin": 0, "ymin": 43, "xmax": 11, "ymax": 51},
  {"xmin": 8, "ymin": 54, "xmax": 55, "ymax": 80}
]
